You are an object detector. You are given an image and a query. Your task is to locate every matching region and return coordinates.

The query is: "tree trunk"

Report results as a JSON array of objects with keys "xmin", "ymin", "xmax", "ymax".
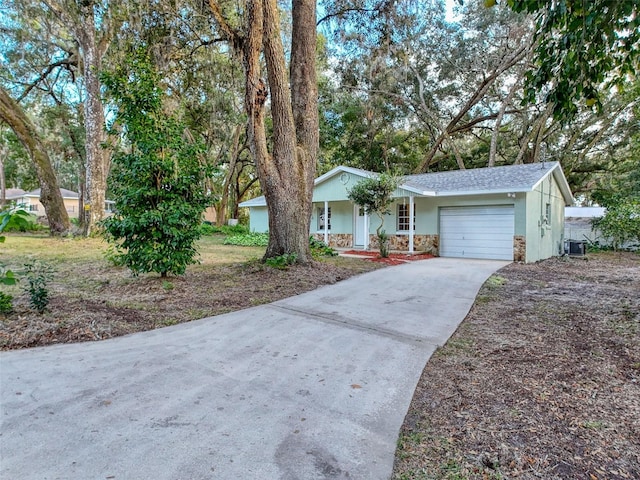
[
  {"xmin": 77, "ymin": 5, "xmax": 109, "ymax": 236},
  {"xmin": 0, "ymin": 145, "xmax": 6, "ymax": 207},
  {"xmin": 0, "ymin": 87, "xmax": 70, "ymax": 234},
  {"xmin": 210, "ymin": 0, "xmax": 318, "ymax": 263},
  {"xmin": 216, "ymin": 125, "xmax": 243, "ymax": 226}
]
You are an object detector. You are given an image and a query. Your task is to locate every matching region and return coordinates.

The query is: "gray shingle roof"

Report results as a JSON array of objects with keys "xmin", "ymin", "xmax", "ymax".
[
  {"xmin": 20, "ymin": 188, "xmax": 80, "ymax": 199},
  {"xmin": 402, "ymin": 162, "xmax": 562, "ymax": 195},
  {"xmin": 239, "ymin": 162, "xmax": 574, "ymax": 207}
]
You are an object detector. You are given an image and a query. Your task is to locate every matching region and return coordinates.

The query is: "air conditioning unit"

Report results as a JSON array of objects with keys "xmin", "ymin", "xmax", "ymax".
[{"xmin": 564, "ymin": 240, "xmax": 586, "ymax": 256}]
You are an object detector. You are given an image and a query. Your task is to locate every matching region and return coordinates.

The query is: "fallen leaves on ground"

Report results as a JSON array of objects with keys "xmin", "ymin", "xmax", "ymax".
[{"xmin": 393, "ymin": 252, "xmax": 640, "ymax": 480}]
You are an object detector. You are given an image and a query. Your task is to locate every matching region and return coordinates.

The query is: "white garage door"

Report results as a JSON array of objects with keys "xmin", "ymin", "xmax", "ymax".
[{"xmin": 440, "ymin": 206, "xmax": 514, "ymax": 260}]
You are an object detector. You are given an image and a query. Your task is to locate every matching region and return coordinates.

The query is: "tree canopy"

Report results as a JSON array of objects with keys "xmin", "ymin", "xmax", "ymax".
[{"xmin": 1, "ymin": 0, "xmax": 638, "ymax": 250}]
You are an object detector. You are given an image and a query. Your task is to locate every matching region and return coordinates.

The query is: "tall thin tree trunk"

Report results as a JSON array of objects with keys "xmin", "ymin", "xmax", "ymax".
[
  {"xmin": 78, "ymin": 5, "xmax": 109, "ymax": 235},
  {"xmin": 0, "ymin": 145, "xmax": 6, "ymax": 207},
  {"xmin": 216, "ymin": 125, "xmax": 243, "ymax": 226}
]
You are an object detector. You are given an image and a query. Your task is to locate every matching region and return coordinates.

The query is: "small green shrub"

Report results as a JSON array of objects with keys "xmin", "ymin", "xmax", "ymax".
[
  {"xmin": 22, "ymin": 261, "xmax": 55, "ymax": 313},
  {"xmin": 265, "ymin": 253, "xmax": 298, "ymax": 269},
  {"xmin": 101, "ymin": 47, "xmax": 213, "ymax": 278},
  {"xmin": 0, "ymin": 266, "xmax": 17, "ymax": 286},
  {"xmin": 309, "ymin": 236, "xmax": 338, "ymax": 257},
  {"xmin": 0, "ymin": 206, "xmax": 36, "ymax": 240},
  {"xmin": 377, "ymin": 230, "xmax": 390, "ymax": 258},
  {"xmin": 199, "ymin": 222, "xmax": 216, "ymax": 236},
  {"xmin": 224, "ymin": 232, "xmax": 269, "ymax": 247},
  {"xmin": 213, "ymin": 224, "xmax": 249, "ymax": 235},
  {"xmin": 0, "ymin": 292, "xmax": 13, "ymax": 314}
]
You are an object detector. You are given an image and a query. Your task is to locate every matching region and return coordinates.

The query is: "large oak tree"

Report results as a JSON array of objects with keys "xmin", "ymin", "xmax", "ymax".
[{"xmin": 209, "ymin": 1, "xmax": 318, "ymax": 263}]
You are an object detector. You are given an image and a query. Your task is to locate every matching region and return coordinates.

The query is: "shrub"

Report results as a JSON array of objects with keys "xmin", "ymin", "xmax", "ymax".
[
  {"xmin": 214, "ymin": 224, "xmax": 249, "ymax": 235},
  {"xmin": 22, "ymin": 261, "xmax": 55, "ymax": 313},
  {"xmin": 265, "ymin": 253, "xmax": 298, "ymax": 269},
  {"xmin": 309, "ymin": 236, "xmax": 338, "ymax": 257},
  {"xmin": 0, "ymin": 206, "xmax": 35, "ymax": 238},
  {"xmin": 101, "ymin": 47, "xmax": 214, "ymax": 277},
  {"xmin": 223, "ymin": 232, "xmax": 269, "ymax": 247},
  {"xmin": 0, "ymin": 292, "xmax": 13, "ymax": 314},
  {"xmin": 200, "ymin": 223, "xmax": 216, "ymax": 236},
  {"xmin": 592, "ymin": 198, "xmax": 640, "ymax": 250}
]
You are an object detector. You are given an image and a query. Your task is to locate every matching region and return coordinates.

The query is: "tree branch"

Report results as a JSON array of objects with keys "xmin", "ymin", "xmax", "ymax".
[{"xmin": 17, "ymin": 55, "xmax": 78, "ymax": 102}]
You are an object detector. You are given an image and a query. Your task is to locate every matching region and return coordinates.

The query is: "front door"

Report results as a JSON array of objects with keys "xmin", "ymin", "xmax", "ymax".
[{"xmin": 354, "ymin": 207, "xmax": 365, "ymax": 246}]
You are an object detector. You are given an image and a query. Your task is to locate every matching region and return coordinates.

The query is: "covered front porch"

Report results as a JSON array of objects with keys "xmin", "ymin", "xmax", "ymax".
[{"xmin": 311, "ymin": 195, "xmax": 437, "ymax": 254}]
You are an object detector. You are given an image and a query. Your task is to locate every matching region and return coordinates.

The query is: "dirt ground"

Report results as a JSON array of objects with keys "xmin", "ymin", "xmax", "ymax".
[
  {"xmin": 393, "ymin": 252, "xmax": 640, "ymax": 480},
  {"xmin": 0, "ymin": 254, "xmax": 383, "ymax": 350}
]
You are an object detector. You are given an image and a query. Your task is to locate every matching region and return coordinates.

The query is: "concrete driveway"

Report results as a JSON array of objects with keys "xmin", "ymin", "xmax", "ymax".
[{"xmin": 0, "ymin": 258, "xmax": 508, "ymax": 480}]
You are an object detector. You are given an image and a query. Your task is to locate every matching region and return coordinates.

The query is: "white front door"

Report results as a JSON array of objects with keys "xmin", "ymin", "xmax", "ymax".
[{"xmin": 354, "ymin": 207, "xmax": 365, "ymax": 246}]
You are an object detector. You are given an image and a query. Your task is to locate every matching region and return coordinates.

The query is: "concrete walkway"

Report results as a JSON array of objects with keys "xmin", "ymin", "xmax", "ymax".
[{"xmin": 0, "ymin": 258, "xmax": 508, "ymax": 480}]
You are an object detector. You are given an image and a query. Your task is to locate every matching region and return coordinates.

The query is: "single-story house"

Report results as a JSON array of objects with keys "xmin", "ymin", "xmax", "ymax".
[
  {"xmin": 5, "ymin": 188, "xmax": 115, "ymax": 219},
  {"xmin": 239, "ymin": 162, "xmax": 574, "ymax": 263}
]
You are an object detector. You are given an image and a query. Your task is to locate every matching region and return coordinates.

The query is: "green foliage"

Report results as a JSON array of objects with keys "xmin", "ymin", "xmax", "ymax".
[
  {"xmin": 199, "ymin": 223, "xmax": 216, "ymax": 235},
  {"xmin": 347, "ymin": 173, "xmax": 399, "ymax": 257},
  {"xmin": 101, "ymin": 47, "xmax": 214, "ymax": 277},
  {"xmin": 591, "ymin": 199, "xmax": 640, "ymax": 251},
  {"xmin": 0, "ymin": 206, "xmax": 35, "ymax": 240},
  {"xmin": 223, "ymin": 232, "xmax": 269, "ymax": 247},
  {"xmin": 0, "ymin": 292, "xmax": 13, "ymax": 314},
  {"xmin": 0, "ymin": 206, "xmax": 33, "ymax": 286},
  {"xmin": 207, "ymin": 223, "xmax": 249, "ymax": 236},
  {"xmin": 506, "ymin": 0, "xmax": 639, "ymax": 121},
  {"xmin": 0, "ymin": 268, "xmax": 17, "ymax": 286},
  {"xmin": 377, "ymin": 230, "xmax": 390, "ymax": 258},
  {"xmin": 22, "ymin": 260, "xmax": 55, "ymax": 313},
  {"xmin": 309, "ymin": 236, "xmax": 338, "ymax": 258},
  {"xmin": 265, "ymin": 253, "xmax": 298, "ymax": 269},
  {"xmin": 347, "ymin": 174, "xmax": 399, "ymax": 221}
]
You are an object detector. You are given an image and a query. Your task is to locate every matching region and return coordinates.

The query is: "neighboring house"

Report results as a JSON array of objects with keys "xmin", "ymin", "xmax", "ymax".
[
  {"xmin": 239, "ymin": 162, "xmax": 574, "ymax": 263},
  {"xmin": 2, "ymin": 188, "xmax": 26, "ymax": 204},
  {"xmin": 5, "ymin": 188, "xmax": 115, "ymax": 219}
]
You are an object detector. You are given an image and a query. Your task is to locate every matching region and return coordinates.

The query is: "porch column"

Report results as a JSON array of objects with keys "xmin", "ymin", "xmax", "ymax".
[
  {"xmin": 409, "ymin": 195, "xmax": 414, "ymax": 253},
  {"xmin": 323, "ymin": 201, "xmax": 329, "ymax": 244},
  {"xmin": 363, "ymin": 211, "xmax": 369, "ymax": 250}
]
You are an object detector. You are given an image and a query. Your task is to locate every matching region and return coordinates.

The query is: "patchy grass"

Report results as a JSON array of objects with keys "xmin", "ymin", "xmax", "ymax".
[
  {"xmin": 393, "ymin": 252, "xmax": 640, "ymax": 480},
  {"xmin": 0, "ymin": 233, "xmax": 382, "ymax": 349}
]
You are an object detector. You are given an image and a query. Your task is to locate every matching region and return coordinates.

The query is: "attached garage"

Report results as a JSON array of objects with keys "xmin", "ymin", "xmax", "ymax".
[{"xmin": 439, "ymin": 206, "xmax": 515, "ymax": 260}]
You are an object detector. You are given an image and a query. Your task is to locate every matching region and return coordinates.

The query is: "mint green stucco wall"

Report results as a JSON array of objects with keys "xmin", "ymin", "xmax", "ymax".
[
  {"xmin": 248, "ymin": 206, "xmax": 269, "ymax": 233},
  {"xmin": 312, "ymin": 174, "xmax": 360, "ymax": 202},
  {"xmin": 524, "ymin": 175, "xmax": 566, "ymax": 262},
  {"xmin": 311, "ymin": 201, "xmax": 354, "ymax": 234}
]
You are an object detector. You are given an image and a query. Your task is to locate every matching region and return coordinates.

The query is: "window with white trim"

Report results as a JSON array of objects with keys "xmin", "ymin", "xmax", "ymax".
[
  {"xmin": 397, "ymin": 203, "xmax": 415, "ymax": 231},
  {"xmin": 317, "ymin": 207, "xmax": 331, "ymax": 230}
]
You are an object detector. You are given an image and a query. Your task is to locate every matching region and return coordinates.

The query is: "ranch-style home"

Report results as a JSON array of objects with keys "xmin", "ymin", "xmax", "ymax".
[{"xmin": 239, "ymin": 162, "xmax": 574, "ymax": 263}]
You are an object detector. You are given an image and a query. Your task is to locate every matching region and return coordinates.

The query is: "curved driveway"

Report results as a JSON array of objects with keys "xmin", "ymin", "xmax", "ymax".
[{"xmin": 1, "ymin": 258, "xmax": 508, "ymax": 479}]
